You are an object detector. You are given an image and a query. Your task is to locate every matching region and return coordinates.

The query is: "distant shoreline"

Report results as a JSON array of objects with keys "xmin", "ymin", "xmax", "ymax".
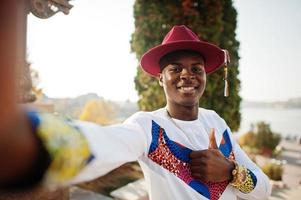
[{"xmin": 242, "ymin": 98, "xmax": 301, "ymax": 109}]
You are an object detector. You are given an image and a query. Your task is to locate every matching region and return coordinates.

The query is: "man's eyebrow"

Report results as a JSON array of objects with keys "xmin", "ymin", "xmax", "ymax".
[
  {"xmin": 192, "ymin": 62, "xmax": 205, "ymax": 65},
  {"xmin": 167, "ymin": 62, "xmax": 204, "ymax": 66},
  {"xmin": 166, "ymin": 62, "xmax": 181, "ymax": 66}
]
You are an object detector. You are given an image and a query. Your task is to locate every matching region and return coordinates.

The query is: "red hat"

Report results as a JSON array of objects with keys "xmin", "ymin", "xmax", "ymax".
[{"xmin": 140, "ymin": 25, "xmax": 226, "ymax": 76}]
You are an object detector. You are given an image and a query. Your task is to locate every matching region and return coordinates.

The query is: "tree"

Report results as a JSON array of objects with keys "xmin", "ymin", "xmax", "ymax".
[
  {"xmin": 18, "ymin": 60, "xmax": 44, "ymax": 103},
  {"xmin": 18, "ymin": 61, "xmax": 36, "ymax": 103},
  {"xmin": 30, "ymin": 67, "xmax": 44, "ymax": 100},
  {"xmin": 131, "ymin": 0, "xmax": 241, "ymax": 131},
  {"xmin": 80, "ymin": 99, "xmax": 117, "ymax": 125}
]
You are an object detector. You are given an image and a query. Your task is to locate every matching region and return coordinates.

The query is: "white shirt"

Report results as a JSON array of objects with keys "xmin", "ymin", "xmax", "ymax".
[{"xmin": 66, "ymin": 108, "xmax": 271, "ymax": 200}]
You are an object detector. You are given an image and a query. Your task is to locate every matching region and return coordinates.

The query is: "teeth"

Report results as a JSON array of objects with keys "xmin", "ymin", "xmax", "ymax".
[{"xmin": 181, "ymin": 87, "xmax": 194, "ymax": 91}]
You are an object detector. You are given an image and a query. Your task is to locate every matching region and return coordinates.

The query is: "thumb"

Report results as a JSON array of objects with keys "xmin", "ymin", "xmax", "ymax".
[{"xmin": 208, "ymin": 128, "xmax": 218, "ymax": 149}]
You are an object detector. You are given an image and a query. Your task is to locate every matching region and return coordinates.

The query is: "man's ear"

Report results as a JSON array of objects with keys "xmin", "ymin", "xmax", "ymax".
[{"xmin": 158, "ymin": 73, "xmax": 163, "ymax": 87}]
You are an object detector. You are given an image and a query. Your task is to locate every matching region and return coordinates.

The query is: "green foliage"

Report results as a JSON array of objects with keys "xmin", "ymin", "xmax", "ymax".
[
  {"xmin": 238, "ymin": 131, "xmax": 257, "ymax": 149},
  {"xmin": 131, "ymin": 0, "xmax": 241, "ymax": 131},
  {"xmin": 262, "ymin": 162, "xmax": 283, "ymax": 181},
  {"xmin": 255, "ymin": 122, "xmax": 281, "ymax": 152},
  {"xmin": 239, "ymin": 122, "xmax": 281, "ymax": 156}
]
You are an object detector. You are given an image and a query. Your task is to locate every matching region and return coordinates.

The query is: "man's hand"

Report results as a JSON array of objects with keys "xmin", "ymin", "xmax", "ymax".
[{"xmin": 189, "ymin": 128, "xmax": 234, "ymax": 182}]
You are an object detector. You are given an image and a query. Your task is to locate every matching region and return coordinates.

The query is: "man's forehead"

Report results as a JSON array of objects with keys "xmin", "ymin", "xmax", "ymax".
[
  {"xmin": 159, "ymin": 50, "xmax": 204, "ymax": 68},
  {"xmin": 171, "ymin": 54, "xmax": 204, "ymax": 63}
]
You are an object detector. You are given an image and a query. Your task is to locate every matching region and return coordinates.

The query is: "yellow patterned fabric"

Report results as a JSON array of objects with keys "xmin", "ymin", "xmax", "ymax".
[{"xmin": 33, "ymin": 113, "xmax": 92, "ymax": 186}]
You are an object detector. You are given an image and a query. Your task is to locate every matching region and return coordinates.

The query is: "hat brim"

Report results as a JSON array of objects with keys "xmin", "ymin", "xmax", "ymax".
[{"xmin": 140, "ymin": 41, "xmax": 225, "ymax": 76}]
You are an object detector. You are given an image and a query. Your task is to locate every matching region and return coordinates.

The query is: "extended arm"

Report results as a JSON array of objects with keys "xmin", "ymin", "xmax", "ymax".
[
  {"xmin": 0, "ymin": 1, "xmax": 43, "ymax": 189},
  {"xmin": 5, "ymin": 112, "xmax": 147, "ymax": 187},
  {"xmin": 0, "ymin": 3, "xmax": 146, "ymax": 188}
]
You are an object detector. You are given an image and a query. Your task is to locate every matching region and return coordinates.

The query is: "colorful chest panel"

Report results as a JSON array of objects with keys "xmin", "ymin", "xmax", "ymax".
[{"xmin": 148, "ymin": 121, "xmax": 235, "ymax": 200}]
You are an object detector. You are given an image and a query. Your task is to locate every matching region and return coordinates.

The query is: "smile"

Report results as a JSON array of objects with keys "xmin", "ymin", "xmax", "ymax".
[{"xmin": 177, "ymin": 86, "xmax": 198, "ymax": 93}]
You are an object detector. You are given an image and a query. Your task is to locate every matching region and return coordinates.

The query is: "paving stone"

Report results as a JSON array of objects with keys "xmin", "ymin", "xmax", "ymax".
[{"xmin": 70, "ymin": 187, "xmax": 113, "ymax": 200}]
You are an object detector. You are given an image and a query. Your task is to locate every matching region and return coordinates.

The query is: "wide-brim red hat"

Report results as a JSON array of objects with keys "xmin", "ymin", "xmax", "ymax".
[{"xmin": 140, "ymin": 25, "xmax": 226, "ymax": 76}]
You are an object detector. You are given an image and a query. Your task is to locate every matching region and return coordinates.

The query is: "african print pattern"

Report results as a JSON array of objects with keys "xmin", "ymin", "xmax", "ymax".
[
  {"xmin": 27, "ymin": 112, "xmax": 94, "ymax": 186},
  {"xmin": 148, "ymin": 120, "xmax": 256, "ymax": 200}
]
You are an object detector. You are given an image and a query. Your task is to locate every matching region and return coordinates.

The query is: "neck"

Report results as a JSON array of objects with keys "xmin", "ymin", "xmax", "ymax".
[{"xmin": 166, "ymin": 102, "xmax": 199, "ymax": 121}]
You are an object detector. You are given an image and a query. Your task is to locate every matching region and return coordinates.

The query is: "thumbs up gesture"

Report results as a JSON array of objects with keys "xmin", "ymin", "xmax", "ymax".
[
  {"xmin": 208, "ymin": 128, "xmax": 219, "ymax": 149},
  {"xmin": 189, "ymin": 128, "xmax": 235, "ymax": 182}
]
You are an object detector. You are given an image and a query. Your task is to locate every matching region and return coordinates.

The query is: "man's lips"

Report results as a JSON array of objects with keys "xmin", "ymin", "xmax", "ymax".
[{"xmin": 177, "ymin": 86, "xmax": 199, "ymax": 93}]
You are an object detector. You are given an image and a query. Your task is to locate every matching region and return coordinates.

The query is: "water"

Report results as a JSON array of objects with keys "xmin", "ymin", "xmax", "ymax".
[{"xmin": 236, "ymin": 107, "xmax": 301, "ymax": 138}]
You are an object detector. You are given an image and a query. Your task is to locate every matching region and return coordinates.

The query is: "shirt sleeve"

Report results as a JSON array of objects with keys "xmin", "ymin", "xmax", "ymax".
[
  {"xmin": 27, "ymin": 111, "xmax": 147, "ymax": 187},
  {"xmin": 230, "ymin": 132, "xmax": 272, "ymax": 200},
  {"xmin": 210, "ymin": 111, "xmax": 271, "ymax": 199}
]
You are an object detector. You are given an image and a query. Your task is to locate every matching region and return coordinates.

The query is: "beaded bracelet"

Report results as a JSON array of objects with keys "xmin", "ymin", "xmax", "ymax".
[{"xmin": 230, "ymin": 161, "xmax": 256, "ymax": 193}]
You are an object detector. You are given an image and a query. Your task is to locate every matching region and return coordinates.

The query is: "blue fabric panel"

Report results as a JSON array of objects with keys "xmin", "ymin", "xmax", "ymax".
[{"xmin": 219, "ymin": 129, "xmax": 232, "ymax": 157}]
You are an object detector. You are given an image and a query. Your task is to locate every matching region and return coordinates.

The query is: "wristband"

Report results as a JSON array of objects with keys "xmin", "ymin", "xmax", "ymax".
[
  {"xmin": 230, "ymin": 161, "xmax": 256, "ymax": 193},
  {"xmin": 27, "ymin": 112, "xmax": 92, "ymax": 186}
]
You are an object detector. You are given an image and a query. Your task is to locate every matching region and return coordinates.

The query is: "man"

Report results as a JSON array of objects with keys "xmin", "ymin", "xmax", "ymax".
[{"xmin": 0, "ymin": 25, "xmax": 271, "ymax": 199}]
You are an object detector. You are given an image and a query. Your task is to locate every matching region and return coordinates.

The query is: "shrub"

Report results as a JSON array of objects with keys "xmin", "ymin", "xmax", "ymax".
[
  {"xmin": 255, "ymin": 122, "xmax": 281, "ymax": 153},
  {"xmin": 261, "ymin": 161, "xmax": 283, "ymax": 181},
  {"xmin": 239, "ymin": 131, "xmax": 257, "ymax": 149},
  {"xmin": 239, "ymin": 121, "xmax": 281, "ymax": 157}
]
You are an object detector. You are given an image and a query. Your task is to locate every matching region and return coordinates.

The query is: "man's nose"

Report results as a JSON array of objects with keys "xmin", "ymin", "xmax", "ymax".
[{"xmin": 180, "ymin": 68, "xmax": 195, "ymax": 80}]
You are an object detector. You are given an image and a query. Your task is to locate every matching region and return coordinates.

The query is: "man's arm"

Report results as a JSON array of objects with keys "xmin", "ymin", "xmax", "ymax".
[
  {"xmin": 0, "ymin": 1, "xmax": 41, "ymax": 188},
  {"xmin": 0, "ymin": 1, "xmax": 147, "ymax": 189}
]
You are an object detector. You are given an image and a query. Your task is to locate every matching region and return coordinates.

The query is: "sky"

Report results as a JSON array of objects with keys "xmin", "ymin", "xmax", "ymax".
[{"xmin": 27, "ymin": 0, "xmax": 301, "ymax": 102}]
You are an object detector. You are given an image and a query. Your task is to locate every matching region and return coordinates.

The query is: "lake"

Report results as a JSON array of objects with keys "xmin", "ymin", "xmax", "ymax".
[{"xmin": 236, "ymin": 107, "xmax": 301, "ymax": 138}]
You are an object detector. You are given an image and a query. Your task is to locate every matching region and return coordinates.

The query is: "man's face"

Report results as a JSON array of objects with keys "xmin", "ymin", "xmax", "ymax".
[{"xmin": 159, "ymin": 52, "xmax": 206, "ymax": 107}]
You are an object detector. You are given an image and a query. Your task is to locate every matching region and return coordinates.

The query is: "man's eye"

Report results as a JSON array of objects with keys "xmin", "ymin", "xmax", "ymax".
[
  {"xmin": 192, "ymin": 66, "xmax": 204, "ymax": 74},
  {"xmin": 171, "ymin": 65, "xmax": 182, "ymax": 73}
]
